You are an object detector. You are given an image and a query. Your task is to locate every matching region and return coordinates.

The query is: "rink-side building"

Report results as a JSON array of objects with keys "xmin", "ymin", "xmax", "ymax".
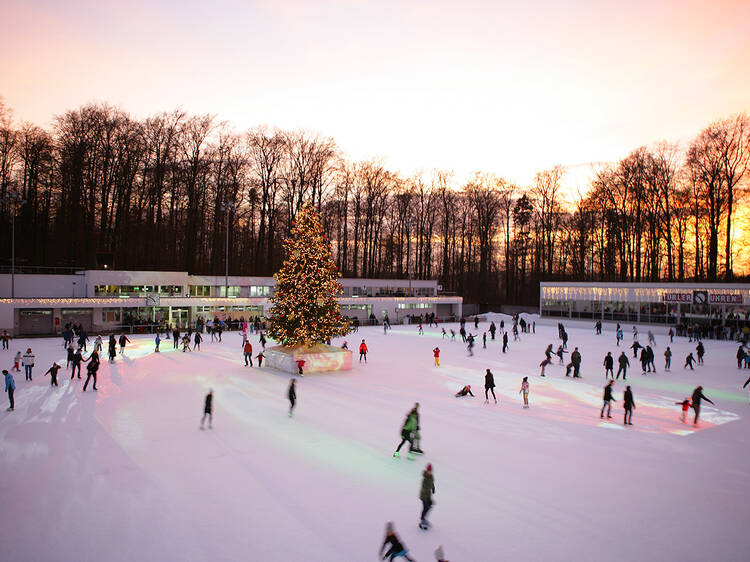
[{"xmin": 0, "ymin": 270, "xmax": 463, "ymax": 336}]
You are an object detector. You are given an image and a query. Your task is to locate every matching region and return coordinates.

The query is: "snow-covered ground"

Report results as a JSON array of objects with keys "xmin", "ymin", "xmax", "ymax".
[{"xmin": 1, "ymin": 320, "xmax": 749, "ymax": 562}]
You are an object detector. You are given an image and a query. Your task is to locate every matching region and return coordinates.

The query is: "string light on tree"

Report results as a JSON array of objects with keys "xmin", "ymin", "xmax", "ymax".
[{"xmin": 267, "ymin": 204, "xmax": 349, "ymax": 347}]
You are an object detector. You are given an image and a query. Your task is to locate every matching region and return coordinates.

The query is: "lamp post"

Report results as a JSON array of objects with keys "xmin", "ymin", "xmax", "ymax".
[
  {"xmin": 220, "ymin": 201, "xmax": 235, "ymax": 299},
  {"xmin": 3, "ymin": 189, "xmax": 26, "ymax": 300}
]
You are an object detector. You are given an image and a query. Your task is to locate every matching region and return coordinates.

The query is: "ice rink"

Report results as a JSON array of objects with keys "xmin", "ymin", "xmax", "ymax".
[{"xmin": 1, "ymin": 318, "xmax": 749, "ymax": 561}]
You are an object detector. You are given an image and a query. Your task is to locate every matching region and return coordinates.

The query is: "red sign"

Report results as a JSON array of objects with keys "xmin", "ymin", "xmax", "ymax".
[
  {"xmin": 662, "ymin": 293, "xmax": 691, "ymax": 303},
  {"xmin": 709, "ymin": 294, "xmax": 743, "ymax": 304}
]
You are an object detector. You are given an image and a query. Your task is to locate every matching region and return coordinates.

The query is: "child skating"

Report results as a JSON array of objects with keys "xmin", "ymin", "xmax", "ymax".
[
  {"xmin": 44, "ymin": 363, "xmax": 61, "ymax": 387},
  {"xmin": 676, "ymin": 398, "xmax": 691, "ymax": 423},
  {"xmin": 520, "ymin": 376, "xmax": 529, "ymax": 407},
  {"xmin": 432, "ymin": 347, "xmax": 440, "ymax": 366}
]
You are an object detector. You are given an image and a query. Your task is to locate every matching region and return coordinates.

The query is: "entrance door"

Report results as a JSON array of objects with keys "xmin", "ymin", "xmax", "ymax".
[{"xmin": 171, "ymin": 308, "xmax": 189, "ymax": 329}]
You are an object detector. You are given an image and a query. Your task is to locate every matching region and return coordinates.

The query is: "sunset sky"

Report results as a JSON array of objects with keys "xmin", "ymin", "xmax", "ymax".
[{"xmin": 2, "ymin": 0, "xmax": 749, "ymax": 189}]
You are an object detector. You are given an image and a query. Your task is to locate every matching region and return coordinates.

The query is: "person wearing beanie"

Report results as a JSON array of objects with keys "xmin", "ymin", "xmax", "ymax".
[
  {"xmin": 380, "ymin": 521, "xmax": 415, "ymax": 561},
  {"xmin": 44, "ymin": 363, "xmax": 61, "ymax": 387},
  {"xmin": 419, "ymin": 463, "xmax": 436, "ymax": 529}
]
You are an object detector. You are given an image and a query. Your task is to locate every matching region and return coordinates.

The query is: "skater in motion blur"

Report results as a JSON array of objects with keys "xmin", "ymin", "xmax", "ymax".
[
  {"xmin": 380, "ymin": 522, "xmax": 416, "ymax": 561},
  {"xmin": 288, "ymin": 379, "xmax": 296, "ymax": 417},
  {"xmin": 600, "ymin": 380, "xmax": 615, "ymax": 419},
  {"xmin": 393, "ymin": 404, "xmax": 419, "ymax": 459},
  {"xmin": 691, "ymin": 386, "xmax": 714, "ymax": 426},
  {"xmin": 520, "ymin": 376, "xmax": 530, "ymax": 407},
  {"xmin": 434, "ymin": 545, "xmax": 450, "ymax": 562},
  {"xmin": 419, "ymin": 463, "xmax": 436, "ymax": 529},
  {"xmin": 455, "ymin": 385, "xmax": 474, "ymax": 397},
  {"xmin": 623, "ymin": 385, "xmax": 635, "ymax": 425},
  {"xmin": 200, "ymin": 389, "xmax": 213, "ymax": 429},
  {"xmin": 676, "ymin": 398, "xmax": 691, "ymax": 423},
  {"xmin": 484, "ymin": 368, "xmax": 497, "ymax": 404}
]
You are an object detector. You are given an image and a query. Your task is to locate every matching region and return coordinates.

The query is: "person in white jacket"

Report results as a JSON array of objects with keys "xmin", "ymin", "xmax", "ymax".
[{"xmin": 22, "ymin": 348, "xmax": 35, "ymax": 381}]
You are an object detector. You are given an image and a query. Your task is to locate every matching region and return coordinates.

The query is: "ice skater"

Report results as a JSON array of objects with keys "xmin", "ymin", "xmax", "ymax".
[
  {"xmin": 22, "ymin": 348, "xmax": 35, "ymax": 381},
  {"xmin": 258, "ymin": 332, "xmax": 266, "ymax": 349},
  {"xmin": 359, "ymin": 339, "xmax": 368, "ymax": 362},
  {"xmin": 616, "ymin": 352, "xmax": 629, "ymax": 380},
  {"xmin": 648, "ymin": 330, "xmax": 656, "ymax": 347},
  {"xmin": 691, "ymin": 386, "xmax": 714, "ymax": 425},
  {"xmin": 419, "ymin": 463, "xmax": 435, "ymax": 530},
  {"xmin": 1, "ymin": 330, "xmax": 9, "ymax": 350},
  {"xmin": 243, "ymin": 340, "xmax": 253, "ymax": 366},
  {"xmin": 556, "ymin": 344, "xmax": 566, "ymax": 364},
  {"xmin": 82, "ymin": 351, "xmax": 100, "ymax": 392},
  {"xmin": 255, "ymin": 352, "xmax": 264, "ymax": 368},
  {"xmin": 603, "ymin": 351, "xmax": 614, "ymax": 379},
  {"xmin": 380, "ymin": 522, "xmax": 416, "ymax": 561},
  {"xmin": 288, "ymin": 379, "xmax": 296, "ymax": 417},
  {"xmin": 154, "ymin": 333, "xmax": 161, "ymax": 352},
  {"xmin": 44, "ymin": 363, "xmax": 61, "ymax": 387},
  {"xmin": 455, "ymin": 385, "xmax": 474, "ymax": 397},
  {"xmin": 70, "ymin": 348, "xmax": 84, "ymax": 379},
  {"xmin": 296, "ymin": 358, "xmax": 305, "ymax": 376},
  {"xmin": 181, "ymin": 333, "xmax": 191, "ymax": 352},
  {"xmin": 433, "ymin": 347, "xmax": 440, "ymax": 367},
  {"xmin": 600, "ymin": 380, "xmax": 615, "ymax": 419},
  {"xmin": 441, "ymin": 328, "xmax": 447, "ymax": 339},
  {"xmin": 194, "ymin": 331, "xmax": 202, "ymax": 351},
  {"xmin": 502, "ymin": 331, "xmax": 508, "ymax": 353},
  {"xmin": 520, "ymin": 376, "xmax": 530, "ymax": 407},
  {"xmin": 676, "ymin": 398, "xmax": 691, "ymax": 423},
  {"xmin": 13, "ymin": 351, "xmax": 21, "ymax": 372},
  {"xmin": 66, "ymin": 344, "xmax": 75, "ymax": 368},
  {"xmin": 4, "ymin": 369, "xmax": 15, "ymax": 411},
  {"xmin": 484, "ymin": 368, "xmax": 497, "ymax": 404},
  {"xmin": 623, "ymin": 385, "xmax": 635, "ymax": 425},
  {"xmin": 684, "ymin": 353, "xmax": 696, "ymax": 370},
  {"xmin": 118, "ymin": 334, "xmax": 131, "ymax": 355},
  {"xmin": 393, "ymin": 404, "xmax": 419, "ymax": 459},
  {"xmin": 200, "ymin": 389, "xmax": 213, "ymax": 429},
  {"xmin": 664, "ymin": 346, "xmax": 672, "ymax": 371},
  {"xmin": 108, "ymin": 335, "xmax": 117, "ymax": 362},
  {"xmin": 539, "ymin": 356, "xmax": 552, "ymax": 377},
  {"xmin": 696, "ymin": 341, "xmax": 705, "ymax": 365}
]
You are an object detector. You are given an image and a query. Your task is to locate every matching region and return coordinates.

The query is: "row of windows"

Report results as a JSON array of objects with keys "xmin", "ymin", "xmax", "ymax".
[{"xmin": 397, "ymin": 303, "xmax": 433, "ymax": 309}]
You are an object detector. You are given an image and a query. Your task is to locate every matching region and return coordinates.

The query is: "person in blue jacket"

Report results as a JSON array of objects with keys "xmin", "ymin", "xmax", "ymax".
[{"xmin": 4, "ymin": 369, "xmax": 15, "ymax": 411}]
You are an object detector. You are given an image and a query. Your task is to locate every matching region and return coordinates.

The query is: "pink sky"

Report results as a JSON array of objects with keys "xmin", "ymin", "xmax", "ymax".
[{"xmin": 1, "ymin": 0, "xmax": 749, "ymax": 188}]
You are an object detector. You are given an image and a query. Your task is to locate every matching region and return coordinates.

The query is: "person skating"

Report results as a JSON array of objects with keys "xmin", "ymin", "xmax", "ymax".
[
  {"xmin": 296, "ymin": 358, "xmax": 305, "ymax": 376},
  {"xmin": 668, "ymin": 327, "xmax": 674, "ymax": 343},
  {"xmin": 502, "ymin": 331, "xmax": 508, "ymax": 353},
  {"xmin": 43, "ymin": 362, "xmax": 61, "ymax": 387},
  {"xmin": 181, "ymin": 333, "xmax": 191, "ymax": 352},
  {"xmin": 70, "ymin": 348, "xmax": 85, "ymax": 379},
  {"xmin": 22, "ymin": 348, "xmax": 35, "ymax": 381},
  {"xmin": 255, "ymin": 352, "xmax": 264, "ymax": 368},
  {"xmin": 258, "ymin": 332, "xmax": 266, "ymax": 349},
  {"xmin": 466, "ymin": 333, "xmax": 475, "ymax": 356},
  {"xmin": 616, "ymin": 352, "xmax": 629, "ymax": 380},
  {"xmin": 393, "ymin": 404, "xmax": 419, "ymax": 459},
  {"xmin": 489, "ymin": 321, "xmax": 496, "ymax": 340},
  {"xmin": 4, "ymin": 369, "xmax": 15, "ymax": 411},
  {"xmin": 193, "ymin": 331, "xmax": 202, "ymax": 351},
  {"xmin": 520, "ymin": 376, "xmax": 530, "ymax": 407},
  {"xmin": 539, "ymin": 356, "xmax": 552, "ymax": 377},
  {"xmin": 82, "ymin": 351, "xmax": 100, "ymax": 392},
  {"xmin": 288, "ymin": 379, "xmax": 296, "ymax": 417},
  {"xmin": 154, "ymin": 333, "xmax": 161, "ymax": 352},
  {"xmin": 1, "ymin": 330, "xmax": 9, "ymax": 351},
  {"xmin": 94, "ymin": 335, "xmax": 103, "ymax": 353},
  {"xmin": 664, "ymin": 346, "xmax": 672, "ymax": 371},
  {"xmin": 691, "ymin": 386, "xmax": 714, "ymax": 425},
  {"xmin": 118, "ymin": 334, "xmax": 131, "ymax": 355},
  {"xmin": 600, "ymin": 380, "xmax": 615, "ymax": 419},
  {"xmin": 623, "ymin": 385, "xmax": 635, "ymax": 425},
  {"xmin": 631, "ymin": 340, "xmax": 642, "ymax": 359},
  {"xmin": 737, "ymin": 345, "xmax": 746, "ymax": 368},
  {"xmin": 455, "ymin": 384, "xmax": 474, "ymax": 397},
  {"xmin": 173, "ymin": 327, "xmax": 180, "ymax": 349},
  {"xmin": 380, "ymin": 522, "xmax": 416, "ymax": 561},
  {"xmin": 441, "ymin": 328, "xmax": 447, "ymax": 339},
  {"xmin": 66, "ymin": 344, "xmax": 75, "ymax": 368},
  {"xmin": 243, "ymin": 340, "xmax": 253, "ymax": 366},
  {"xmin": 418, "ymin": 323, "xmax": 424, "ymax": 335},
  {"xmin": 419, "ymin": 463, "xmax": 436, "ymax": 529},
  {"xmin": 676, "ymin": 398, "xmax": 691, "ymax": 423},
  {"xmin": 359, "ymin": 339, "xmax": 368, "ymax": 362},
  {"xmin": 566, "ymin": 347, "xmax": 581, "ymax": 377},
  {"xmin": 684, "ymin": 353, "xmax": 696, "ymax": 370},
  {"xmin": 482, "ymin": 332, "xmax": 487, "ymax": 349},
  {"xmin": 646, "ymin": 345, "xmax": 656, "ymax": 373},
  {"xmin": 603, "ymin": 352, "xmax": 614, "ymax": 379},
  {"xmin": 640, "ymin": 347, "xmax": 649, "ymax": 375},
  {"xmin": 556, "ymin": 344, "xmax": 566, "ymax": 365},
  {"xmin": 648, "ymin": 330, "xmax": 656, "ymax": 347},
  {"xmin": 696, "ymin": 341, "xmax": 705, "ymax": 365},
  {"xmin": 200, "ymin": 389, "xmax": 213, "ymax": 429},
  {"xmin": 433, "ymin": 347, "xmax": 440, "ymax": 367},
  {"xmin": 108, "ymin": 335, "xmax": 117, "ymax": 362},
  {"xmin": 483, "ymin": 369, "xmax": 497, "ymax": 403},
  {"xmin": 449, "ymin": 329, "xmax": 456, "ymax": 341},
  {"xmin": 434, "ymin": 545, "xmax": 450, "ymax": 562}
]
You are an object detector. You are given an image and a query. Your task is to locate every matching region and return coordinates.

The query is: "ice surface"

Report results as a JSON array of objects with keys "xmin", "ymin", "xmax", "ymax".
[{"xmin": 1, "ymin": 321, "xmax": 749, "ymax": 561}]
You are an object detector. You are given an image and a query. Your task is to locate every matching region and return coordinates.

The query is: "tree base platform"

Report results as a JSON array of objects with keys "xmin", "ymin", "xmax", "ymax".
[{"xmin": 264, "ymin": 344, "xmax": 353, "ymax": 374}]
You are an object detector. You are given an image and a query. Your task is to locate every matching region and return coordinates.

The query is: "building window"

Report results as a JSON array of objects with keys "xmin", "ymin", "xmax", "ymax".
[
  {"xmin": 218, "ymin": 286, "xmax": 241, "ymax": 298},
  {"xmin": 101, "ymin": 308, "xmax": 121, "ymax": 323},
  {"xmin": 189, "ymin": 285, "xmax": 212, "ymax": 297},
  {"xmin": 249, "ymin": 286, "xmax": 271, "ymax": 297}
]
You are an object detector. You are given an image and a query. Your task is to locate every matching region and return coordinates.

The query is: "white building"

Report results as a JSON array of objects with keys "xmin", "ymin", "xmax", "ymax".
[
  {"xmin": 539, "ymin": 281, "xmax": 750, "ymax": 325},
  {"xmin": 0, "ymin": 270, "xmax": 462, "ymax": 335}
]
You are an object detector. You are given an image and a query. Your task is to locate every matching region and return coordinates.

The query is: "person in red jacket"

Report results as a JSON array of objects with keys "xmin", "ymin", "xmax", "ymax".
[
  {"xmin": 296, "ymin": 358, "xmax": 305, "ymax": 376},
  {"xmin": 359, "ymin": 339, "xmax": 368, "ymax": 363},
  {"xmin": 243, "ymin": 340, "xmax": 253, "ymax": 366},
  {"xmin": 432, "ymin": 347, "xmax": 440, "ymax": 366}
]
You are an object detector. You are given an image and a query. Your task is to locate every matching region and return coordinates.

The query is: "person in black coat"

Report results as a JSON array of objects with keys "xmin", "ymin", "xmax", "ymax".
[
  {"xmin": 502, "ymin": 332, "xmax": 508, "ymax": 353},
  {"xmin": 380, "ymin": 522, "xmax": 415, "ymax": 561},
  {"xmin": 603, "ymin": 352, "xmax": 614, "ymax": 379},
  {"xmin": 623, "ymin": 385, "xmax": 635, "ymax": 425},
  {"xmin": 82, "ymin": 351, "xmax": 100, "ymax": 392},
  {"xmin": 455, "ymin": 385, "xmax": 474, "ymax": 397},
  {"xmin": 288, "ymin": 379, "xmax": 296, "ymax": 417},
  {"xmin": 600, "ymin": 381, "xmax": 615, "ymax": 418},
  {"xmin": 617, "ymin": 352, "xmax": 630, "ymax": 380},
  {"xmin": 201, "ymin": 389, "xmax": 213, "ymax": 429},
  {"xmin": 108, "ymin": 335, "xmax": 117, "ymax": 362},
  {"xmin": 45, "ymin": 363, "xmax": 61, "ymax": 387},
  {"xmin": 696, "ymin": 341, "xmax": 705, "ymax": 365},
  {"xmin": 484, "ymin": 369, "xmax": 496, "ymax": 404},
  {"xmin": 691, "ymin": 386, "xmax": 714, "ymax": 425},
  {"xmin": 737, "ymin": 345, "xmax": 746, "ymax": 369}
]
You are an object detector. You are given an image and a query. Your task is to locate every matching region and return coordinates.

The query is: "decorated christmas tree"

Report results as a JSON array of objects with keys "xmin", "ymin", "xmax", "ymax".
[{"xmin": 267, "ymin": 204, "xmax": 349, "ymax": 348}]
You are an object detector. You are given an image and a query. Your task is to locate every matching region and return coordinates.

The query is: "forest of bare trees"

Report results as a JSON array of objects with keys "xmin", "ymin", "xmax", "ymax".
[{"xmin": 0, "ymin": 98, "xmax": 748, "ymax": 305}]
